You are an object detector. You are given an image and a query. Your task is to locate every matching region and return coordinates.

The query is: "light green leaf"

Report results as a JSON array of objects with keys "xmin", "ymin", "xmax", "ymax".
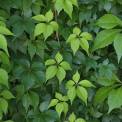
[
  {"xmin": 92, "ymin": 29, "xmax": 121, "ymax": 51},
  {"xmin": 55, "ymin": 102, "xmax": 64, "ymax": 117},
  {"xmin": 67, "ymin": 34, "xmax": 76, "ymax": 43},
  {"xmin": 62, "ymin": 96, "xmax": 69, "ymax": 102},
  {"xmin": 56, "ymin": 66, "xmax": 66, "ymax": 83},
  {"xmin": 55, "ymin": 0, "xmax": 63, "ymax": 13},
  {"xmin": 46, "ymin": 66, "xmax": 58, "ymax": 81},
  {"xmin": 0, "ymin": 34, "xmax": 9, "ymax": 55},
  {"xmin": 73, "ymin": 71, "xmax": 80, "ymax": 83},
  {"xmin": 63, "ymin": 0, "xmax": 73, "ymax": 18},
  {"xmin": 69, "ymin": 113, "xmax": 76, "ymax": 122},
  {"xmin": 67, "ymin": 86, "xmax": 76, "ymax": 103},
  {"xmin": 55, "ymin": 52, "xmax": 63, "ymax": 63},
  {"xmin": 71, "ymin": 0, "xmax": 78, "ymax": 7},
  {"xmin": 45, "ymin": 10, "xmax": 53, "ymax": 22},
  {"xmin": 44, "ymin": 24, "xmax": 53, "ymax": 40},
  {"xmin": 0, "ymin": 98, "xmax": 8, "ymax": 114},
  {"xmin": 0, "ymin": 68, "xmax": 8, "ymax": 88},
  {"xmin": 0, "ymin": 51, "xmax": 10, "ymax": 66},
  {"xmin": 66, "ymin": 80, "xmax": 75, "ymax": 89},
  {"xmin": 81, "ymin": 32, "xmax": 93, "ymax": 40},
  {"xmin": 45, "ymin": 59, "xmax": 56, "ymax": 66},
  {"xmin": 73, "ymin": 27, "xmax": 81, "ymax": 35},
  {"xmin": 71, "ymin": 39, "xmax": 80, "ymax": 55},
  {"xmin": 80, "ymin": 38, "xmax": 89, "ymax": 54},
  {"xmin": 75, "ymin": 118, "xmax": 86, "ymax": 122},
  {"xmin": 79, "ymin": 80, "xmax": 95, "ymax": 88},
  {"xmin": 55, "ymin": 92, "xmax": 63, "ymax": 101},
  {"xmin": 34, "ymin": 23, "xmax": 45, "ymax": 37},
  {"xmin": 113, "ymin": 33, "xmax": 122, "ymax": 63},
  {"xmin": 96, "ymin": 14, "xmax": 122, "ymax": 29},
  {"xmin": 0, "ymin": 26, "xmax": 13, "ymax": 35},
  {"xmin": 50, "ymin": 21, "xmax": 59, "ymax": 31},
  {"xmin": 0, "ymin": 90, "xmax": 15, "ymax": 100},
  {"xmin": 76, "ymin": 86, "xmax": 88, "ymax": 105},
  {"xmin": 32, "ymin": 15, "xmax": 46, "ymax": 22},
  {"xmin": 62, "ymin": 102, "xmax": 68, "ymax": 115},
  {"xmin": 48, "ymin": 99, "xmax": 59, "ymax": 108},
  {"xmin": 108, "ymin": 88, "xmax": 122, "ymax": 113},
  {"xmin": 60, "ymin": 61, "xmax": 71, "ymax": 70}
]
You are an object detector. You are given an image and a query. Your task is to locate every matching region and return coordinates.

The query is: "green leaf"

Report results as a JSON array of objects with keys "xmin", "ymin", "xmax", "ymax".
[
  {"xmin": 62, "ymin": 102, "xmax": 68, "ymax": 115},
  {"xmin": 80, "ymin": 38, "xmax": 89, "ymax": 54},
  {"xmin": 45, "ymin": 10, "xmax": 53, "ymax": 22},
  {"xmin": 29, "ymin": 91, "xmax": 39, "ymax": 110},
  {"xmin": 113, "ymin": 33, "xmax": 122, "ymax": 63},
  {"xmin": 22, "ymin": 93, "xmax": 31, "ymax": 111},
  {"xmin": 39, "ymin": 101, "xmax": 49, "ymax": 112},
  {"xmin": 94, "ymin": 86, "xmax": 113, "ymax": 106},
  {"xmin": 71, "ymin": 39, "xmax": 80, "ymax": 55},
  {"xmin": 0, "ymin": 26, "xmax": 13, "ymax": 35},
  {"xmin": 28, "ymin": 42, "xmax": 36, "ymax": 59},
  {"xmin": 45, "ymin": 59, "xmax": 56, "ymax": 66},
  {"xmin": 48, "ymin": 99, "xmax": 59, "ymax": 108},
  {"xmin": 46, "ymin": 66, "xmax": 58, "ymax": 81},
  {"xmin": 73, "ymin": 27, "xmax": 81, "ymax": 35},
  {"xmin": 32, "ymin": 15, "xmax": 46, "ymax": 22},
  {"xmin": 73, "ymin": 71, "xmax": 80, "ymax": 83},
  {"xmin": 0, "ymin": 98, "xmax": 8, "ymax": 114},
  {"xmin": 50, "ymin": 21, "xmax": 59, "ymax": 31},
  {"xmin": 79, "ymin": 80, "xmax": 95, "ymax": 88},
  {"xmin": 0, "ymin": 90, "xmax": 15, "ymax": 100},
  {"xmin": 67, "ymin": 34, "xmax": 76, "ymax": 43},
  {"xmin": 71, "ymin": 0, "xmax": 78, "ymax": 7},
  {"xmin": 81, "ymin": 32, "xmax": 93, "ymax": 40},
  {"xmin": 67, "ymin": 86, "xmax": 76, "ymax": 103},
  {"xmin": 4, "ymin": 120, "xmax": 14, "ymax": 122},
  {"xmin": 0, "ymin": 34, "xmax": 9, "ymax": 55},
  {"xmin": 55, "ymin": 52, "xmax": 63, "ymax": 63},
  {"xmin": 34, "ymin": 23, "xmax": 45, "ymax": 37},
  {"xmin": 76, "ymin": 86, "xmax": 88, "ymax": 105},
  {"xmin": 63, "ymin": 0, "xmax": 73, "ymax": 18},
  {"xmin": 56, "ymin": 66, "xmax": 66, "ymax": 83},
  {"xmin": 75, "ymin": 118, "xmax": 86, "ymax": 122},
  {"xmin": 62, "ymin": 96, "xmax": 69, "ymax": 102},
  {"xmin": 55, "ymin": 92, "xmax": 63, "ymax": 100},
  {"xmin": 96, "ymin": 14, "xmax": 122, "ymax": 29},
  {"xmin": 0, "ymin": 111, "xmax": 2, "ymax": 120},
  {"xmin": 55, "ymin": 0, "xmax": 63, "ymax": 13},
  {"xmin": 108, "ymin": 87, "xmax": 122, "ymax": 113},
  {"xmin": 69, "ymin": 113, "xmax": 76, "ymax": 122},
  {"xmin": 55, "ymin": 102, "xmax": 64, "ymax": 117},
  {"xmin": 66, "ymin": 80, "xmax": 75, "ymax": 89},
  {"xmin": 0, "ymin": 68, "xmax": 8, "ymax": 88},
  {"xmin": 92, "ymin": 29, "xmax": 121, "ymax": 51},
  {"xmin": 60, "ymin": 61, "xmax": 71, "ymax": 70},
  {"xmin": 44, "ymin": 24, "xmax": 53, "ymax": 40}
]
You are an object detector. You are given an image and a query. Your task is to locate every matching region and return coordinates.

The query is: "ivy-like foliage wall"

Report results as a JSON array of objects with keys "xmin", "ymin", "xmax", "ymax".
[{"xmin": 0, "ymin": 0, "xmax": 122, "ymax": 122}]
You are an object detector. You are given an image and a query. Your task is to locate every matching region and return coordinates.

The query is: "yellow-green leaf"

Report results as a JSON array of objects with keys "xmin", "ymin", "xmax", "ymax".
[
  {"xmin": 56, "ymin": 66, "xmax": 66, "ymax": 83},
  {"xmin": 46, "ymin": 66, "xmax": 57, "ymax": 81},
  {"xmin": 76, "ymin": 86, "xmax": 88, "ymax": 105}
]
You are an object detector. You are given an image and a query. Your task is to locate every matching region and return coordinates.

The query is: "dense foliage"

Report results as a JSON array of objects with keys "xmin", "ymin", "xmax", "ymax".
[{"xmin": 0, "ymin": 0, "xmax": 122, "ymax": 122}]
